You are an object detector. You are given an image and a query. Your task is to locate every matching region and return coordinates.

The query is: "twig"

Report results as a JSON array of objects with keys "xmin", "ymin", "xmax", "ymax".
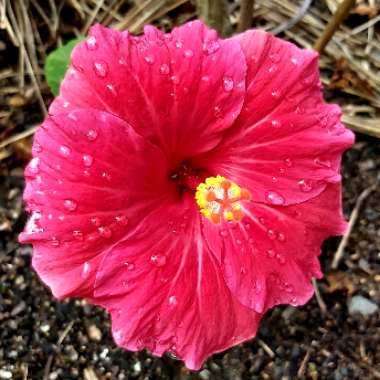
[
  {"xmin": 312, "ymin": 278, "xmax": 327, "ymax": 314},
  {"xmin": 257, "ymin": 338, "xmax": 275, "ymax": 358},
  {"xmin": 271, "ymin": 0, "xmax": 312, "ymax": 35},
  {"xmin": 195, "ymin": 0, "xmax": 230, "ymax": 36},
  {"xmin": 0, "ymin": 125, "xmax": 38, "ymax": 150},
  {"xmin": 297, "ymin": 348, "xmax": 311, "ymax": 377},
  {"xmin": 314, "ymin": 0, "xmax": 355, "ymax": 53},
  {"xmin": 237, "ymin": 0, "xmax": 254, "ymax": 33},
  {"xmin": 332, "ymin": 182, "xmax": 378, "ymax": 269},
  {"xmin": 43, "ymin": 321, "xmax": 75, "ymax": 380}
]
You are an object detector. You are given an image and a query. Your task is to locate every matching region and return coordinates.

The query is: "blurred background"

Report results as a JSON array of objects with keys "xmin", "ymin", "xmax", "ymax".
[{"xmin": 0, "ymin": 0, "xmax": 379, "ymax": 379}]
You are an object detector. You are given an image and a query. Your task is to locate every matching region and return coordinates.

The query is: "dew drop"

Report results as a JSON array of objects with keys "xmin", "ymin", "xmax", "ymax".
[
  {"xmin": 82, "ymin": 154, "xmax": 93, "ymax": 167},
  {"xmin": 150, "ymin": 254, "xmax": 167, "ymax": 267},
  {"xmin": 63, "ymin": 199, "xmax": 77, "ymax": 211},
  {"xmin": 201, "ymin": 75, "xmax": 210, "ymax": 82},
  {"xmin": 93, "ymin": 60, "xmax": 108, "ymax": 77},
  {"xmin": 276, "ymin": 254, "xmax": 286, "ymax": 264},
  {"xmin": 269, "ymin": 52, "xmax": 281, "ymax": 63},
  {"xmin": 175, "ymin": 40, "xmax": 183, "ymax": 49},
  {"xmin": 124, "ymin": 261, "xmax": 135, "ymax": 271},
  {"xmin": 267, "ymin": 229, "xmax": 276, "ymax": 240},
  {"xmin": 219, "ymin": 230, "xmax": 228, "ymax": 237},
  {"xmin": 118, "ymin": 58, "xmax": 126, "ymax": 65},
  {"xmin": 90, "ymin": 217, "xmax": 101, "ymax": 226},
  {"xmin": 272, "ymin": 176, "xmax": 278, "ymax": 183},
  {"xmin": 59, "ymin": 145, "xmax": 71, "ymax": 157},
  {"xmin": 81, "ymin": 262, "xmax": 91, "ymax": 278},
  {"xmin": 268, "ymin": 65, "xmax": 278, "ymax": 73},
  {"xmin": 159, "ymin": 63, "xmax": 170, "ymax": 75},
  {"xmin": 115, "ymin": 215, "xmax": 128, "ymax": 226},
  {"xmin": 101, "ymin": 172, "xmax": 112, "ymax": 181},
  {"xmin": 98, "ymin": 226, "xmax": 112, "ymax": 238},
  {"xmin": 29, "ymin": 157, "xmax": 40, "ymax": 174},
  {"xmin": 271, "ymin": 90, "xmax": 281, "ymax": 98},
  {"xmin": 50, "ymin": 237, "xmax": 60, "ymax": 247},
  {"xmin": 267, "ymin": 249, "xmax": 275, "ymax": 258},
  {"xmin": 314, "ymin": 157, "xmax": 331, "ymax": 168},
  {"xmin": 214, "ymin": 105, "xmax": 222, "ymax": 118},
  {"xmin": 291, "ymin": 56, "xmax": 298, "ymax": 65},
  {"xmin": 144, "ymin": 55, "xmax": 155, "ymax": 64},
  {"xmin": 168, "ymin": 295, "xmax": 178, "ymax": 307},
  {"xmin": 184, "ymin": 49, "xmax": 194, "ymax": 58},
  {"xmin": 284, "ymin": 158, "xmax": 293, "ymax": 167},
  {"xmin": 86, "ymin": 36, "xmax": 98, "ymax": 50},
  {"xmin": 170, "ymin": 75, "xmax": 179, "ymax": 84},
  {"xmin": 68, "ymin": 112, "xmax": 78, "ymax": 121},
  {"xmin": 222, "ymin": 76, "xmax": 234, "ymax": 92},
  {"xmin": 298, "ymin": 179, "xmax": 313, "ymax": 192},
  {"xmin": 72, "ymin": 230, "xmax": 84, "ymax": 241},
  {"xmin": 32, "ymin": 143, "xmax": 42, "ymax": 154},
  {"xmin": 277, "ymin": 232, "xmax": 285, "ymax": 242},
  {"xmin": 203, "ymin": 40, "xmax": 220, "ymax": 55},
  {"xmin": 106, "ymin": 84, "xmax": 117, "ymax": 96},
  {"xmin": 271, "ymin": 119, "xmax": 281, "ymax": 127},
  {"xmin": 86, "ymin": 129, "xmax": 98, "ymax": 141},
  {"xmin": 266, "ymin": 191, "xmax": 285, "ymax": 205}
]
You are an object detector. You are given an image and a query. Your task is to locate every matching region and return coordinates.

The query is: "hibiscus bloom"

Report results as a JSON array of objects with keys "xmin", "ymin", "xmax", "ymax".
[{"xmin": 20, "ymin": 20, "xmax": 354, "ymax": 369}]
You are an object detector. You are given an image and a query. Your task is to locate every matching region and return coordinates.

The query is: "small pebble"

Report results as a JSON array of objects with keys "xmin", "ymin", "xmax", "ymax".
[
  {"xmin": 348, "ymin": 295, "xmax": 378, "ymax": 316},
  {"xmin": 87, "ymin": 324, "xmax": 102, "ymax": 342}
]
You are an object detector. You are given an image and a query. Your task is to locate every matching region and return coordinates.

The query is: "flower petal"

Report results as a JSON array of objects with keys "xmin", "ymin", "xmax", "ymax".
[
  {"xmin": 20, "ymin": 109, "xmax": 170, "ymax": 299},
  {"xmin": 93, "ymin": 196, "xmax": 261, "ymax": 370},
  {"xmin": 50, "ymin": 21, "xmax": 246, "ymax": 161},
  {"xmin": 195, "ymin": 30, "xmax": 354, "ymax": 206},
  {"xmin": 205, "ymin": 183, "xmax": 347, "ymax": 313}
]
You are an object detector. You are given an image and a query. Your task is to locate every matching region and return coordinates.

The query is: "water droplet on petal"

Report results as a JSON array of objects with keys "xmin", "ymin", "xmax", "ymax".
[
  {"xmin": 93, "ymin": 60, "xmax": 108, "ymax": 77},
  {"xmin": 184, "ymin": 49, "xmax": 193, "ymax": 58},
  {"xmin": 59, "ymin": 145, "xmax": 71, "ymax": 157},
  {"xmin": 86, "ymin": 36, "xmax": 98, "ymax": 50},
  {"xmin": 271, "ymin": 90, "xmax": 281, "ymax": 98},
  {"xmin": 168, "ymin": 295, "xmax": 178, "ymax": 307},
  {"xmin": 101, "ymin": 172, "xmax": 111, "ymax": 181},
  {"xmin": 272, "ymin": 176, "xmax": 278, "ymax": 183},
  {"xmin": 150, "ymin": 254, "xmax": 167, "ymax": 267},
  {"xmin": 214, "ymin": 105, "xmax": 222, "ymax": 118},
  {"xmin": 298, "ymin": 179, "xmax": 313, "ymax": 192},
  {"xmin": 98, "ymin": 226, "xmax": 112, "ymax": 238},
  {"xmin": 72, "ymin": 230, "xmax": 84, "ymax": 240},
  {"xmin": 222, "ymin": 76, "xmax": 234, "ymax": 92},
  {"xmin": 29, "ymin": 157, "xmax": 40, "ymax": 174},
  {"xmin": 291, "ymin": 56, "xmax": 298, "ymax": 65},
  {"xmin": 276, "ymin": 253, "xmax": 286, "ymax": 264},
  {"xmin": 86, "ymin": 129, "xmax": 98, "ymax": 141},
  {"xmin": 170, "ymin": 75, "xmax": 179, "ymax": 84},
  {"xmin": 314, "ymin": 157, "xmax": 331, "ymax": 168},
  {"xmin": 124, "ymin": 261, "xmax": 135, "ymax": 271},
  {"xmin": 203, "ymin": 40, "xmax": 220, "ymax": 55},
  {"xmin": 266, "ymin": 191, "xmax": 285, "ymax": 205},
  {"xmin": 269, "ymin": 52, "xmax": 281, "ymax": 63},
  {"xmin": 175, "ymin": 40, "xmax": 183, "ymax": 49},
  {"xmin": 90, "ymin": 217, "xmax": 101, "ymax": 226},
  {"xmin": 81, "ymin": 262, "xmax": 91, "ymax": 278},
  {"xmin": 267, "ymin": 249, "xmax": 275, "ymax": 258},
  {"xmin": 32, "ymin": 143, "xmax": 42, "ymax": 154},
  {"xmin": 201, "ymin": 75, "xmax": 210, "ymax": 82},
  {"xmin": 144, "ymin": 55, "xmax": 155, "ymax": 64},
  {"xmin": 277, "ymin": 232, "xmax": 285, "ymax": 242},
  {"xmin": 268, "ymin": 65, "xmax": 278, "ymax": 73},
  {"xmin": 267, "ymin": 229, "xmax": 276, "ymax": 240},
  {"xmin": 106, "ymin": 84, "xmax": 117, "ymax": 96},
  {"xmin": 64, "ymin": 199, "xmax": 77, "ymax": 211},
  {"xmin": 159, "ymin": 63, "xmax": 170, "ymax": 75},
  {"xmin": 219, "ymin": 230, "xmax": 228, "ymax": 237},
  {"xmin": 284, "ymin": 158, "xmax": 293, "ymax": 167},
  {"xmin": 271, "ymin": 119, "xmax": 281, "ymax": 127},
  {"xmin": 82, "ymin": 154, "xmax": 93, "ymax": 167},
  {"xmin": 50, "ymin": 237, "xmax": 60, "ymax": 247},
  {"xmin": 115, "ymin": 215, "xmax": 128, "ymax": 226}
]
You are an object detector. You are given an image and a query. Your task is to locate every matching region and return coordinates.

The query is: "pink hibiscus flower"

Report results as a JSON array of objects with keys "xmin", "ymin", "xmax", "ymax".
[{"xmin": 20, "ymin": 20, "xmax": 354, "ymax": 369}]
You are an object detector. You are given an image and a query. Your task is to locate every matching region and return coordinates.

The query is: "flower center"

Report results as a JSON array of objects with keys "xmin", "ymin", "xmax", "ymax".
[{"xmin": 195, "ymin": 175, "xmax": 251, "ymax": 224}]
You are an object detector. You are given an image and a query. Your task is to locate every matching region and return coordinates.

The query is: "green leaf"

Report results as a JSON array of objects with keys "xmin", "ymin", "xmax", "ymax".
[{"xmin": 44, "ymin": 36, "xmax": 85, "ymax": 96}]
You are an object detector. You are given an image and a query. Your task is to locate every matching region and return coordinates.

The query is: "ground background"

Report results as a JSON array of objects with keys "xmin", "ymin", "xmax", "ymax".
[{"xmin": 0, "ymin": 0, "xmax": 379, "ymax": 379}]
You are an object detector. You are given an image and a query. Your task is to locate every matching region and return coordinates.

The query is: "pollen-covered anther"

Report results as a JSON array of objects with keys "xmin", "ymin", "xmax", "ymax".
[{"xmin": 195, "ymin": 175, "xmax": 251, "ymax": 224}]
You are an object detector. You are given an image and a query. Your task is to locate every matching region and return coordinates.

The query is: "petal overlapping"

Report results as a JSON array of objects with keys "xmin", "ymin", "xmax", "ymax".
[
  {"xmin": 93, "ymin": 195, "xmax": 261, "ymax": 370},
  {"xmin": 20, "ymin": 109, "xmax": 171, "ymax": 298},
  {"xmin": 194, "ymin": 30, "xmax": 354, "ymax": 206},
  {"xmin": 50, "ymin": 21, "xmax": 247, "ymax": 162},
  {"xmin": 202, "ymin": 183, "xmax": 346, "ymax": 313}
]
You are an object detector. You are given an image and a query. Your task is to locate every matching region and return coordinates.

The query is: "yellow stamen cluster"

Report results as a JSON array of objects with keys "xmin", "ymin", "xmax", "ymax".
[{"xmin": 195, "ymin": 175, "xmax": 251, "ymax": 224}]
